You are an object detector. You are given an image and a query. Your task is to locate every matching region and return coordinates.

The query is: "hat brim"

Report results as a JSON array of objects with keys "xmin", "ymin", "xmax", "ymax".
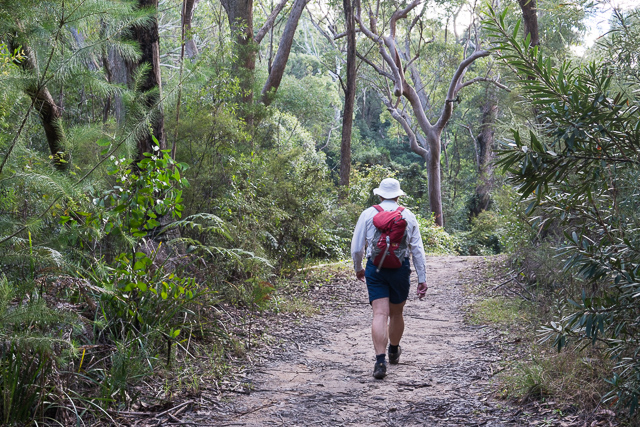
[{"xmin": 373, "ymin": 188, "xmax": 406, "ymax": 199}]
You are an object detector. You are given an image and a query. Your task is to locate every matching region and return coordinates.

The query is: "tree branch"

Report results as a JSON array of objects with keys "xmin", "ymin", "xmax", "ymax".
[
  {"xmin": 306, "ymin": 10, "xmax": 338, "ymax": 50},
  {"xmin": 261, "ymin": 0, "xmax": 311, "ymax": 105},
  {"xmin": 334, "ymin": 28, "xmax": 361, "ymax": 39},
  {"xmin": 436, "ymin": 49, "xmax": 490, "ymax": 131},
  {"xmin": 254, "ymin": 0, "xmax": 289, "ymax": 44},
  {"xmin": 381, "ymin": 95, "xmax": 429, "ymax": 161},
  {"xmin": 458, "ymin": 76, "xmax": 511, "ymax": 92},
  {"xmin": 389, "ymin": 0, "xmax": 421, "ymax": 38},
  {"xmin": 356, "ymin": 14, "xmax": 404, "ymax": 96},
  {"xmin": 356, "ymin": 51, "xmax": 393, "ymax": 80},
  {"xmin": 462, "ymin": 124, "xmax": 480, "ymax": 168},
  {"xmin": 357, "ymin": 2, "xmax": 436, "ymax": 133}
]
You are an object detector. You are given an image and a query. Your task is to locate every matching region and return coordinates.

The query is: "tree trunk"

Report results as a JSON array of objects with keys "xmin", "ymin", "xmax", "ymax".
[
  {"xmin": 8, "ymin": 40, "xmax": 67, "ymax": 171},
  {"xmin": 108, "ymin": 48, "xmax": 129, "ymax": 125},
  {"xmin": 220, "ymin": 0, "xmax": 255, "ymax": 108},
  {"xmin": 517, "ymin": 0, "xmax": 540, "ymax": 47},
  {"xmin": 518, "ymin": 0, "xmax": 540, "ymax": 124},
  {"xmin": 29, "ymin": 85, "xmax": 67, "ymax": 170},
  {"xmin": 101, "ymin": 48, "xmax": 112, "ymax": 124},
  {"xmin": 383, "ymin": 99, "xmax": 442, "ymax": 224},
  {"xmin": 220, "ymin": 0, "xmax": 308, "ymax": 118},
  {"xmin": 260, "ymin": 0, "xmax": 310, "ymax": 105},
  {"xmin": 425, "ymin": 129, "xmax": 443, "ymax": 226},
  {"xmin": 126, "ymin": 0, "xmax": 166, "ymax": 161},
  {"xmin": 338, "ymin": 0, "xmax": 357, "ymax": 196},
  {"xmin": 182, "ymin": 0, "xmax": 200, "ymax": 58},
  {"xmin": 470, "ymin": 85, "xmax": 497, "ymax": 217}
]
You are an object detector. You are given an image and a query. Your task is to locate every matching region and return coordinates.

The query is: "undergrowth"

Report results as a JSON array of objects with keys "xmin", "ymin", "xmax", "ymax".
[{"xmin": 467, "ymin": 258, "xmax": 616, "ymax": 419}]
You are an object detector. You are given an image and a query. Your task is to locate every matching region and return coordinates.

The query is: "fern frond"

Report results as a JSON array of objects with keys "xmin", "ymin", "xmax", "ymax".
[{"xmin": 159, "ymin": 213, "xmax": 230, "ymax": 239}]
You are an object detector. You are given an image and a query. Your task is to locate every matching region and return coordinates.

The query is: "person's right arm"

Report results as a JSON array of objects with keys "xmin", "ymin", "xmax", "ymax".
[{"xmin": 351, "ymin": 210, "xmax": 369, "ymax": 280}]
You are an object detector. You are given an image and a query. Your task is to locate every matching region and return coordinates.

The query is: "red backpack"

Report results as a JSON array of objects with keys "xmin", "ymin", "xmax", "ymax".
[{"xmin": 370, "ymin": 205, "xmax": 408, "ymax": 272}]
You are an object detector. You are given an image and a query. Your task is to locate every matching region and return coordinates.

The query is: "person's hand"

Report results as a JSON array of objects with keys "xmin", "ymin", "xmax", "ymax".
[
  {"xmin": 417, "ymin": 282, "xmax": 428, "ymax": 299},
  {"xmin": 356, "ymin": 269, "xmax": 365, "ymax": 282}
]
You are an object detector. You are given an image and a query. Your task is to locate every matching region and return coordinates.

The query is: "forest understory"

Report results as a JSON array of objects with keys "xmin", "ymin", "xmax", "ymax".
[{"xmin": 2, "ymin": 0, "xmax": 640, "ymax": 425}]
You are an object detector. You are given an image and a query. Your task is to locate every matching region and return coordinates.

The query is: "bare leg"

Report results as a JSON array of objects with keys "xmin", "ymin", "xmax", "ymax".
[
  {"xmin": 388, "ymin": 301, "xmax": 406, "ymax": 346},
  {"xmin": 371, "ymin": 298, "xmax": 390, "ymax": 355}
]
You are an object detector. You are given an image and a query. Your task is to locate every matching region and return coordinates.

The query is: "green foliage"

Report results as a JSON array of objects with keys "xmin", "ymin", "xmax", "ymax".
[
  {"xmin": 533, "ymin": 0, "xmax": 587, "ymax": 58},
  {"xmin": 593, "ymin": 4, "xmax": 640, "ymax": 80},
  {"xmin": 95, "ymin": 250, "xmax": 198, "ymax": 337},
  {"xmin": 348, "ymin": 164, "xmax": 396, "ymax": 207},
  {"xmin": 499, "ymin": 348, "xmax": 611, "ymax": 407},
  {"xmin": 0, "ymin": 274, "xmax": 79, "ymax": 423},
  {"xmin": 493, "ymin": 184, "xmax": 537, "ymax": 253},
  {"xmin": 0, "ymin": 342, "xmax": 52, "ymax": 424},
  {"xmin": 485, "ymin": 5, "xmax": 640, "ymax": 416},
  {"xmin": 469, "ymin": 295, "xmax": 526, "ymax": 326},
  {"xmin": 243, "ymin": 112, "xmax": 341, "ymax": 268},
  {"xmin": 99, "ymin": 340, "xmax": 152, "ymax": 403},
  {"xmin": 456, "ymin": 211, "xmax": 503, "ymax": 256},
  {"xmin": 416, "ymin": 214, "xmax": 459, "ymax": 255},
  {"xmin": 183, "ymin": 109, "xmax": 344, "ymax": 276},
  {"xmin": 272, "ymin": 64, "xmax": 341, "ymax": 138},
  {"xmin": 95, "ymin": 146, "xmax": 188, "ymax": 237}
]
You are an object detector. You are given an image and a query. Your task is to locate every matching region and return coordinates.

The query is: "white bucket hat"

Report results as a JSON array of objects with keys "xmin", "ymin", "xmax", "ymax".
[{"xmin": 373, "ymin": 178, "xmax": 406, "ymax": 199}]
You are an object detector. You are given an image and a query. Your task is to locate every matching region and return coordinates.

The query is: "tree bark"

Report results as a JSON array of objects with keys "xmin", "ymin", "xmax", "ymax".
[
  {"xmin": 254, "ymin": 0, "xmax": 289, "ymax": 44},
  {"xmin": 182, "ymin": 0, "xmax": 200, "ymax": 58},
  {"xmin": 260, "ymin": 0, "xmax": 311, "ymax": 105},
  {"xmin": 518, "ymin": 0, "xmax": 540, "ymax": 124},
  {"xmin": 126, "ymin": 0, "xmax": 166, "ymax": 161},
  {"xmin": 219, "ymin": 0, "xmax": 308, "ymax": 117},
  {"xmin": 108, "ymin": 48, "xmax": 129, "ymax": 125},
  {"xmin": 101, "ymin": 47, "xmax": 112, "ymax": 124},
  {"xmin": 338, "ymin": 0, "xmax": 357, "ymax": 195},
  {"xmin": 470, "ymin": 85, "xmax": 498, "ymax": 217},
  {"xmin": 517, "ymin": 0, "xmax": 540, "ymax": 47},
  {"xmin": 426, "ymin": 128, "xmax": 443, "ymax": 225},
  {"xmin": 220, "ymin": 0, "xmax": 255, "ymax": 108},
  {"xmin": 8, "ymin": 39, "xmax": 67, "ymax": 171}
]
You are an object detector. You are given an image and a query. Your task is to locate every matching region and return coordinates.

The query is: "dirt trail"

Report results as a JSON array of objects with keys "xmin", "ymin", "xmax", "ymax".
[{"xmin": 206, "ymin": 256, "xmax": 532, "ymax": 426}]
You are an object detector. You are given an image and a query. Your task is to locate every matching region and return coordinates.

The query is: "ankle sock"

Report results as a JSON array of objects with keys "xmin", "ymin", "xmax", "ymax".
[
  {"xmin": 389, "ymin": 344, "xmax": 399, "ymax": 354},
  {"xmin": 376, "ymin": 354, "xmax": 386, "ymax": 364}
]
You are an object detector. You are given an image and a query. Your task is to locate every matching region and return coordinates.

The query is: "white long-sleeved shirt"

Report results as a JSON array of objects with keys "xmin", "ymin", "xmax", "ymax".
[{"xmin": 351, "ymin": 199, "xmax": 427, "ymax": 283}]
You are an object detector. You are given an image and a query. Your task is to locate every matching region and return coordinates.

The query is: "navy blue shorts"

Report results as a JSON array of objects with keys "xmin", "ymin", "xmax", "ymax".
[{"xmin": 365, "ymin": 258, "xmax": 411, "ymax": 304}]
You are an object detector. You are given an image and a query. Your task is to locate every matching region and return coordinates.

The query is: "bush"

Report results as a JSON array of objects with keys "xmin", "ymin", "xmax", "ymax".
[
  {"xmin": 224, "ymin": 111, "xmax": 343, "ymax": 271},
  {"xmin": 456, "ymin": 210, "xmax": 502, "ymax": 255},
  {"xmin": 416, "ymin": 214, "xmax": 459, "ymax": 255},
  {"xmin": 486, "ymin": 5, "xmax": 640, "ymax": 416},
  {"xmin": 493, "ymin": 185, "xmax": 537, "ymax": 254}
]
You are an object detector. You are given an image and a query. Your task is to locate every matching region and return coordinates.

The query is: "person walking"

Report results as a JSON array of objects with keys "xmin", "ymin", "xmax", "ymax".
[{"xmin": 351, "ymin": 178, "xmax": 428, "ymax": 379}]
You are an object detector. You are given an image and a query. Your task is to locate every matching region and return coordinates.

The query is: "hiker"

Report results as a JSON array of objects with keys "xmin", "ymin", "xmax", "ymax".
[{"xmin": 351, "ymin": 178, "xmax": 428, "ymax": 379}]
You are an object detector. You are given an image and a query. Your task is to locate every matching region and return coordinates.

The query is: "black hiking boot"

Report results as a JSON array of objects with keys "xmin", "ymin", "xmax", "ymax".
[
  {"xmin": 388, "ymin": 346, "xmax": 402, "ymax": 365},
  {"xmin": 373, "ymin": 362, "xmax": 387, "ymax": 379}
]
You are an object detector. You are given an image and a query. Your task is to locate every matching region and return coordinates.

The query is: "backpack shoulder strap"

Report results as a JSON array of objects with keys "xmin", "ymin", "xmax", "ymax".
[
  {"xmin": 372, "ymin": 205, "xmax": 383, "ymax": 212},
  {"xmin": 396, "ymin": 206, "xmax": 405, "ymax": 213}
]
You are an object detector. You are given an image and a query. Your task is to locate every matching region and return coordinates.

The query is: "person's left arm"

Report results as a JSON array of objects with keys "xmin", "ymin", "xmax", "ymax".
[{"xmin": 406, "ymin": 214, "xmax": 428, "ymax": 296}]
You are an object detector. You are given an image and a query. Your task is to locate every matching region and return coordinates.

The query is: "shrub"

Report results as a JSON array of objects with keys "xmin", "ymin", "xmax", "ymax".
[
  {"xmin": 416, "ymin": 214, "xmax": 459, "ymax": 255},
  {"xmin": 486, "ymin": 5, "xmax": 640, "ymax": 416},
  {"xmin": 456, "ymin": 210, "xmax": 503, "ymax": 255}
]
